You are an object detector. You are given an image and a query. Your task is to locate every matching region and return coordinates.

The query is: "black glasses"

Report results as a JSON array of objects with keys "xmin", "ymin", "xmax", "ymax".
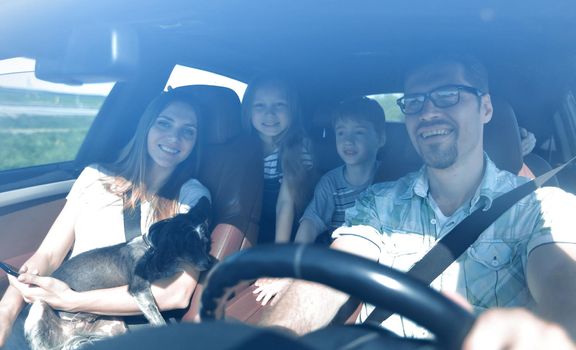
[{"xmin": 396, "ymin": 85, "xmax": 485, "ymax": 115}]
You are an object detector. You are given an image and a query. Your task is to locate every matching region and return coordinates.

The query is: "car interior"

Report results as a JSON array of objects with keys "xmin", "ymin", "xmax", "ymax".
[{"xmin": 1, "ymin": 0, "xmax": 576, "ymax": 348}]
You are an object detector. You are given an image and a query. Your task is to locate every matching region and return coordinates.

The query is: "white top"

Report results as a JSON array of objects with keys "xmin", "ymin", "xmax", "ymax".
[{"xmin": 66, "ymin": 165, "xmax": 210, "ymax": 257}]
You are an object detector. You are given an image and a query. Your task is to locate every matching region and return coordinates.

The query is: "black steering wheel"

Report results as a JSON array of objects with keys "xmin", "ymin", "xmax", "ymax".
[{"xmin": 200, "ymin": 244, "xmax": 476, "ymax": 350}]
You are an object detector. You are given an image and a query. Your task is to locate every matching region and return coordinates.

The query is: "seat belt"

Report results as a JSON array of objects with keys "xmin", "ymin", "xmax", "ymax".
[
  {"xmin": 123, "ymin": 192, "xmax": 142, "ymax": 241},
  {"xmin": 364, "ymin": 155, "xmax": 576, "ymax": 325}
]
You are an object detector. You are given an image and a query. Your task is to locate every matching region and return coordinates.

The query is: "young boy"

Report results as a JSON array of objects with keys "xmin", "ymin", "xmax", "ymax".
[{"xmin": 295, "ymin": 96, "xmax": 386, "ymax": 244}]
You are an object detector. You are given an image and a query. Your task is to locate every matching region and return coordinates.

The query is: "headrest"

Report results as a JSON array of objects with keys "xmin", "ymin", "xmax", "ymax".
[
  {"xmin": 484, "ymin": 97, "xmax": 523, "ymax": 174},
  {"xmin": 309, "ymin": 103, "xmax": 342, "ymax": 173},
  {"xmin": 172, "ymin": 85, "xmax": 242, "ymax": 145}
]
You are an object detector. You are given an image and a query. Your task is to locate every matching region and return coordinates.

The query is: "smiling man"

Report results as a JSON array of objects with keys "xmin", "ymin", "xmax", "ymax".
[{"xmin": 260, "ymin": 55, "xmax": 576, "ymax": 346}]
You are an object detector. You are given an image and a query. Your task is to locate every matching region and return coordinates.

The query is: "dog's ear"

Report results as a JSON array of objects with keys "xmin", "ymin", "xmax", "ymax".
[{"xmin": 191, "ymin": 196, "xmax": 211, "ymax": 220}]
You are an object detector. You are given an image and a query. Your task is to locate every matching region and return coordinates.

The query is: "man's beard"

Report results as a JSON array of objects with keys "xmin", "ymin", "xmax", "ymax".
[{"xmin": 420, "ymin": 142, "xmax": 458, "ymax": 169}]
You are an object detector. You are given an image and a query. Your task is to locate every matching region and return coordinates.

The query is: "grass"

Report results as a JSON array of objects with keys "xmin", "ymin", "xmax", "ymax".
[
  {"xmin": 0, "ymin": 87, "xmax": 104, "ymax": 108},
  {"xmin": 0, "ymin": 130, "xmax": 88, "ymax": 170},
  {"xmin": 0, "ymin": 87, "xmax": 105, "ymax": 171},
  {"xmin": 0, "ymin": 114, "xmax": 93, "ymax": 129}
]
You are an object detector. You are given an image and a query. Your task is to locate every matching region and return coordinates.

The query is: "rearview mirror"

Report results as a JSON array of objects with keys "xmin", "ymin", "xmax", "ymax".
[{"xmin": 35, "ymin": 24, "xmax": 139, "ymax": 85}]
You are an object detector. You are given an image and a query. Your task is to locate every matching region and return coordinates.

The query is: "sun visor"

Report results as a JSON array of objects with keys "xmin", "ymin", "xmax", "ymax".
[{"xmin": 35, "ymin": 24, "xmax": 139, "ymax": 85}]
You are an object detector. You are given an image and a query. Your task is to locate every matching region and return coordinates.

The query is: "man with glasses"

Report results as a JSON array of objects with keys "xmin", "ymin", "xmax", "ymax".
[{"xmin": 260, "ymin": 55, "xmax": 576, "ymax": 347}]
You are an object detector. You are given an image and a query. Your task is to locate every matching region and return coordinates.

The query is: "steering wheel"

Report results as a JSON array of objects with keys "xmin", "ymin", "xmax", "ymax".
[{"xmin": 200, "ymin": 244, "xmax": 476, "ymax": 350}]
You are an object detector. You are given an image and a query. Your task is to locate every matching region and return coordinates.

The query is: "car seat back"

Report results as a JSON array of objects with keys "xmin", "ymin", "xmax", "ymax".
[
  {"xmin": 484, "ymin": 96, "xmax": 524, "ymax": 174},
  {"xmin": 524, "ymin": 153, "xmax": 559, "ymax": 185},
  {"xmin": 377, "ymin": 122, "xmax": 421, "ymax": 181},
  {"xmin": 170, "ymin": 85, "xmax": 263, "ymax": 321},
  {"xmin": 309, "ymin": 102, "xmax": 343, "ymax": 175},
  {"xmin": 489, "ymin": 98, "xmax": 559, "ymax": 185}
]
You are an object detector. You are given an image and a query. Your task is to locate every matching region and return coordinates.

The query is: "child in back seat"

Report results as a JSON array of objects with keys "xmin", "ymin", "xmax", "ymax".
[
  {"xmin": 241, "ymin": 74, "xmax": 316, "ymax": 245},
  {"xmin": 295, "ymin": 96, "xmax": 386, "ymax": 244},
  {"xmin": 253, "ymin": 96, "xmax": 386, "ymax": 305}
]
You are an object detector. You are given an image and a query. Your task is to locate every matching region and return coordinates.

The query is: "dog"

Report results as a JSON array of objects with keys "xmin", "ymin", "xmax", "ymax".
[{"xmin": 24, "ymin": 196, "xmax": 214, "ymax": 350}]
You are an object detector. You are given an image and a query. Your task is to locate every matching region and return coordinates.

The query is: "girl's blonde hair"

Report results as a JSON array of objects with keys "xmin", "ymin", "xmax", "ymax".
[
  {"xmin": 242, "ymin": 74, "xmax": 315, "ymax": 216},
  {"xmin": 103, "ymin": 88, "xmax": 203, "ymax": 222}
]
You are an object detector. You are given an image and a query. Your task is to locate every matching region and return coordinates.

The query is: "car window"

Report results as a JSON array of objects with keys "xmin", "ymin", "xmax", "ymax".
[
  {"xmin": 368, "ymin": 93, "xmax": 404, "ymax": 123},
  {"xmin": 165, "ymin": 64, "xmax": 247, "ymax": 99},
  {"xmin": 554, "ymin": 90, "xmax": 576, "ymax": 158},
  {"xmin": 0, "ymin": 57, "xmax": 114, "ymax": 172}
]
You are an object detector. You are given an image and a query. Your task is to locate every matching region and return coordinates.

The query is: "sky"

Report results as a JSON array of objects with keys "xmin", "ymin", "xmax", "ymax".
[{"xmin": 166, "ymin": 65, "xmax": 246, "ymax": 99}]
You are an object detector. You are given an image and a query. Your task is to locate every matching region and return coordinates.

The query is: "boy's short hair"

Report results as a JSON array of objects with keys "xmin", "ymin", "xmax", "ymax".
[{"xmin": 332, "ymin": 96, "xmax": 386, "ymax": 134}]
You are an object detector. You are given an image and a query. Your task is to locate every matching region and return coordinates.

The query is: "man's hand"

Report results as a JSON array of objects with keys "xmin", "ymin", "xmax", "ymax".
[
  {"xmin": 253, "ymin": 278, "xmax": 292, "ymax": 306},
  {"xmin": 8, "ymin": 273, "xmax": 77, "ymax": 312},
  {"xmin": 463, "ymin": 308, "xmax": 575, "ymax": 350}
]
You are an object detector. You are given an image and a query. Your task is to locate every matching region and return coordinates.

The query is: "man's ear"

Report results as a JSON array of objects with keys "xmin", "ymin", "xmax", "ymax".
[
  {"xmin": 379, "ymin": 129, "xmax": 387, "ymax": 148},
  {"xmin": 481, "ymin": 94, "xmax": 493, "ymax": 124}
]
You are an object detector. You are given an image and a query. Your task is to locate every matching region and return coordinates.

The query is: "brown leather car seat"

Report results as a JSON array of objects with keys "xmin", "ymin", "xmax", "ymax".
[
  {"xmin": 487, "ymin": 98, "xmax": 559, "ymax": 185},
  {"xmin": 309, "ymin": 102, "xmax": 342, "ymax": 175},
  {"xmin": 484, "ymin": 97, "xmax": 524, "ymax": 174},
  {"xmin": 168, "ymin": 85, "xmax": 263, "ymax": 321}
]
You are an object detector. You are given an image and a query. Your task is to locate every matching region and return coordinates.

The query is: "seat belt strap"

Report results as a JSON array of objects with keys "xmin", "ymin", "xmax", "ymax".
[
  {"xmin": 123, "ymin": 192, "xmax": 142, "ymax": 242},
  {"xmin": 365, "ymin": 155, "xmax": 576, "ymax": 325}
]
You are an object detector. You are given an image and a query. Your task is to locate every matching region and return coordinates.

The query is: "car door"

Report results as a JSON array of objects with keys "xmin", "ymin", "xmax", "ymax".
[{"xmin": 0, "ymin": 57, "xmax": 116, "ymax": 292}]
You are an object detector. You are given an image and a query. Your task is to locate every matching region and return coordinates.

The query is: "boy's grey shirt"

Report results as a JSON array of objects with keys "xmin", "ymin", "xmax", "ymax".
[{"xmin": 301, "ymin": 164, "xmax": 376, "ymax": 235}]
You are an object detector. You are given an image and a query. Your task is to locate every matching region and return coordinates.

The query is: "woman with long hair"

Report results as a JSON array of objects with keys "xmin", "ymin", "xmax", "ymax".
[{"xmin": 0, "ymin": 87, "xmax": 210, "ymax": 348}]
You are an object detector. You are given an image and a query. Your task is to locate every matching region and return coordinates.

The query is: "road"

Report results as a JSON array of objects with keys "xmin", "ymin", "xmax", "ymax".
[{"xmin": 0, "ymin": 105, "xmax": 97, "ymax": 117}]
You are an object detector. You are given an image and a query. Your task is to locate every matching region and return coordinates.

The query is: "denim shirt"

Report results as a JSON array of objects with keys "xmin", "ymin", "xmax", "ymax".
[{"xmin": 333, "ymin": 155, "xmax": 576, "ymax": 338}]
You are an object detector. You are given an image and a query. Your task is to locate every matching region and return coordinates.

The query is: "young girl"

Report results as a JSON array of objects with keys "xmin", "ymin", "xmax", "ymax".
[
  {"xmin": 0, "ymin": 88, "xmax": 210, "ymax": 348},
  {"xmin": 241, "ymin": 74, "xmax": 315, "ymax": 244},
  {"xmin": 242, "ymin": 75, "xmax": 316, "ymax": 306}
]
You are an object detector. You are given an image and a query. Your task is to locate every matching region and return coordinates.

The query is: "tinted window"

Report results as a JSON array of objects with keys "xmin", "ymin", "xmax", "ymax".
[
  {"xmin": 0, "ymin": 58, "xmax": 114, "ymax": 171},
  {"xmin": 165, "ymin": 64, "xmax": 246, "ymax": 99},
  {"xmin": 368, "ymin": 93, "xmax": 404, "ymax": 123}
]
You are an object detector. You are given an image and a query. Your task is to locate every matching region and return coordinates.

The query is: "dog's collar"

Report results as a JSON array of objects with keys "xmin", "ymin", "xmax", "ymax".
[{"xmin": 142, "ymin": 234, "xmax": 154, "ymax": 249}]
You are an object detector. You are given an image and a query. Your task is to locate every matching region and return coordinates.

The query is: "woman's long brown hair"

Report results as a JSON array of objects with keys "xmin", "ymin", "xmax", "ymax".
[{"xmin": 103, "ymin": 88, "xmax": 203, "ymax": 222}]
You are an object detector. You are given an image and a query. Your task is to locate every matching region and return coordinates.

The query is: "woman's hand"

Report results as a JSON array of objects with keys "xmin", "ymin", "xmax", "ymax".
[
  {"xmin": 8, "ymin": 273, "xmax": 78, "ymax": 312},
  {"xmin": 253, "ymin": 278, "xmax": 292, "ymax": 306}
]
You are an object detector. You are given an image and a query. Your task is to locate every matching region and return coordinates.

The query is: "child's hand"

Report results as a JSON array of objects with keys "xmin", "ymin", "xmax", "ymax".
[
  {"xmin": 253, "ymin": 278, "xmax": 292, "ymax": 306},
  {"xmin": 520, "ymin": 127, "xmax": 536, "ymax": 157}
]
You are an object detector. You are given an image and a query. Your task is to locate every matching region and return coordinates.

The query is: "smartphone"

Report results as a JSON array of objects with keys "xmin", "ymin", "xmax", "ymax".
[{"xmin": 0, "ymin": 261, "xmax": 20, "ymax": 277}]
